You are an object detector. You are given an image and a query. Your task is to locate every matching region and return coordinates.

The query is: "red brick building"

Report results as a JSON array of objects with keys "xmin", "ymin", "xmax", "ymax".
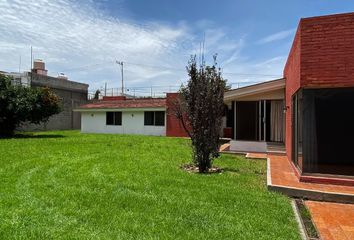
[
  {"xmin": 284, "ymin": 12, "xmax": 354, "ymax": 178},
  {"xmin": 225, "ymin": 12, "xmax": 354, "ymax": 180}
]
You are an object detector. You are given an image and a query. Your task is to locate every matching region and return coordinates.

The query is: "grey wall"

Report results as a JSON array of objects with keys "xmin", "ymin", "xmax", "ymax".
[{"xmin": 19, "ymin": 73, "xmax": 89, "ymax": 131}]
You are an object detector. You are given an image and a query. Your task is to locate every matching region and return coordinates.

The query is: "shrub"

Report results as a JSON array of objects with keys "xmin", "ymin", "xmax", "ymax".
[{"xmin": 0, "ymin": 74, "xmax": 61, "ymax": 136}]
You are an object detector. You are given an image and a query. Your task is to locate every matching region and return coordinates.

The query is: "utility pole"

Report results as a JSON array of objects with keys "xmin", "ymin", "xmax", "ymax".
[
  {"xmin": 116, "ymin": 60, "xmax": 124, "ymax": 96},
  {"xmin": 104, "ymin": 82, "xmax": 107, "ymax": 96},
  {"xmin": 201, "ymin": 32, "xmax": 205, "ymax": 66},
  {"xmin": 30, "ymin": 46, "xmax": 33, "ymax": 82},
  {"xmin": 19, "ymin": 55, "xmax": 21, "ymax": 73},
  {"xmin": 30, "ymin": 46, "xmax": 33, "ymax": 71}
]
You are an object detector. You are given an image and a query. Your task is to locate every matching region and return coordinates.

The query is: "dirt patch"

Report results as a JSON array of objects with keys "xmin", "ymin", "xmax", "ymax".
[{"xmin": 181, "ymin": 164, "xmax": 223, "ymax": 174}]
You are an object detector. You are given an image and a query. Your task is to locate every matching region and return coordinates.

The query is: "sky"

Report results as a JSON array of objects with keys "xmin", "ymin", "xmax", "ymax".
[{"xmin": 0, "ymin": 0, "xmax": 353, "ymax": 95}]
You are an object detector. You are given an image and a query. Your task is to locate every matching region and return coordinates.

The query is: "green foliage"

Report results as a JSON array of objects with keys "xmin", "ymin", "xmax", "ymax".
[
  {"xmin": 0, "ymin": 131, "xmax": 300, "ymax": 239},
  {"xmin": 0, "ymin": 74, "xmax": 61, "ymax": 136},
  {"xmin": 94, "ymin": 89, "xmax": 100, "ymax": 100},
  {"xmin": 180, "ymin": 55, "xmax": 226, "ymax": 173}
]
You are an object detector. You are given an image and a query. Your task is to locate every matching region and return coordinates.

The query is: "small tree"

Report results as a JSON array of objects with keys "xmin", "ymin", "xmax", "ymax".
[
  {"xmin": 94, "ymin": 89, "xmax": 100, "ymax": 100},
  {"xmin": 178, "ymin": 55, "xmax": 226, "ymax": 173},
  {"xmin": 0, "ymin": 74, "xmax": 61, "ymax": 136}
]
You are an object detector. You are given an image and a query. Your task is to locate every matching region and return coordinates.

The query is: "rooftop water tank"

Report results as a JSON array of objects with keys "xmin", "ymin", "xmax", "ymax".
[{"xmin": 33, "ymin": 59, "xmax": 45, "ymax": 70}]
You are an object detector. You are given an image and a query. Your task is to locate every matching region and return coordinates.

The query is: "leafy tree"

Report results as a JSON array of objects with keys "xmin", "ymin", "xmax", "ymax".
[
  {"xmin": 178, "ymin": 55, "xmax": 226, "ymax": 173},
  {"xmin": 94, "ymin": 89, "xmax": 100, "ymax": 100},
  {"xmin": 0, "ymin": 74, "xmax": 61, "ymax": 136}
]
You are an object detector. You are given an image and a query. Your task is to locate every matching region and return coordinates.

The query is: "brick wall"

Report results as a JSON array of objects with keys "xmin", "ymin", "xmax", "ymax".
[
  {"xmin": 284, "ymin": 25, "xmax": 302, "ymax": 160},
  {"xmin": 166, "ymin": 93, "xmax": 190, "ymax": 137},
  {"xmin": 301, "ymin": 13, "xmax": 354, "ymax": 88},
  {"xmin": 284, "ymin": 12, "xmax": 354, "ymax": 161}
]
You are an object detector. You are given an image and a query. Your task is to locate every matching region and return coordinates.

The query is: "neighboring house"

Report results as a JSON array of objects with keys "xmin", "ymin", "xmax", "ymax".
[
  {"xmin": 75, "ymin": 96, "xmax": 167, "ymax": 136},
  {"xmin": 4, "ymin": 71, "xmax": 31, "ymax": 86},
  {"xmin": 74, "ymin": 94, "xmax": 190, "ymax": 137},
  {"xmin": 4, "ymin": 59, "xmax": 89, "ymax": 130},
  {"xmin": 225, "ymin": 12, "xmax": 354, "ymax": 182}
]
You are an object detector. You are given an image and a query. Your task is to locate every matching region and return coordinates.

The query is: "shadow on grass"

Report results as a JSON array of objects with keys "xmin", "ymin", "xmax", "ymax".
[
  {"xmin": 222, "ymin": 167, "xmax": 240, "ymax": 173},
  {"xmin": 0, "ymin": 133, "xmax": 65, "ymax": 139}
]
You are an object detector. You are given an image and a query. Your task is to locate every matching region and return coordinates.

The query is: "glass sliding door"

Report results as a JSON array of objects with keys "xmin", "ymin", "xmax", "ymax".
[
  {"xmin": 235, "ymin": 101, "xmax": 259, "ymax": 141},
  {"xmin": 292, "ymin": 91, "xmax": 303, "ymax": 171},
  {"xmin": 301, "ymin": 88, "xmax": 354, "ymax": 176}
]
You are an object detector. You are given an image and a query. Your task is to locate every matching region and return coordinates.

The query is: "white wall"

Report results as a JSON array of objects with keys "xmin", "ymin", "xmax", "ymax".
[{"xmin": 81, "ymin": 111, "xmax": 166, "ymax": 136}]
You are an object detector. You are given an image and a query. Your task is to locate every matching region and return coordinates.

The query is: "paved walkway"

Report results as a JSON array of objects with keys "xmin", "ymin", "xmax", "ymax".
[
  {"xmin": 306, "ymin": 201, "xmax": 354, "ymax": 240},
  {"xmin": 219, "ymin": 143, "xmax": 230, "ymax": 152},
  {"xmin": 268, "ymin": 154, "xmax": 354, "ymax": 196},
  {"xmin": 268, "ymin": 155, "xmax": 354, "ymax": 239}
]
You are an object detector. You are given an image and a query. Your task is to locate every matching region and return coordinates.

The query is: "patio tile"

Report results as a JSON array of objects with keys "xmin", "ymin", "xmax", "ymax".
[
  {"xmin": 306, "ymin": 201, "xmax": 354, "ymax": 240},
  {"xmin": 268, "ymin": 154, "xmax": 354, "ymax": 196}
]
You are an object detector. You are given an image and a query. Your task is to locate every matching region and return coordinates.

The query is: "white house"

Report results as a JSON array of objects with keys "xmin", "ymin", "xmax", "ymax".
[{"xmin": 74, "ymin": 96, "xmax": 167, "ymax": 136}]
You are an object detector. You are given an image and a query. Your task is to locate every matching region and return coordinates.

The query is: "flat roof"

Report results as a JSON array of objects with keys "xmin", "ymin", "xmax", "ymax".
[{"xmin": 224, "ymin": 78, "xmax": 285, "ymax": 102}]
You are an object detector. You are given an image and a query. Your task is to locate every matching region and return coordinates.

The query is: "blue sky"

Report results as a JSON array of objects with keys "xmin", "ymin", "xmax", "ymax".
[{"xmin": 0, "ymin": 0, "xmax": 353, "ymax": 95}]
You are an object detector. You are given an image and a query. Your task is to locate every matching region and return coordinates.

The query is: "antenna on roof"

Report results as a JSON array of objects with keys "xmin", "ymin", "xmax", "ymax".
[
  {"xmin": 116, "ymin": 60, "xmax": 124, "ymax": 96},
  {"xmin": 201, "ymin": 32, "xmax": 206, "ymax": 67},
  {"xmin": 199, "ymin": 42, "xmax": 202, "ymax": 66}
]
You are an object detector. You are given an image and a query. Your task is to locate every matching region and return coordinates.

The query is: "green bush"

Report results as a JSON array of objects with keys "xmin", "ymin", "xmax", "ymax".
[{"xmin": 0, "ymin": 74, "xmax": 61, "ymax": 136}]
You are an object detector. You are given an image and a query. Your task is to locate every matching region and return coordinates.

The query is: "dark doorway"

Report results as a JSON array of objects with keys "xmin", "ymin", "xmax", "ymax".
[
  {"xmin": 236, "ymin": 101, "xmax": 258, "ymax": 141},
  {"xmin": 296, "ymin": 88, "xmax": 354, "ymax": 176}
]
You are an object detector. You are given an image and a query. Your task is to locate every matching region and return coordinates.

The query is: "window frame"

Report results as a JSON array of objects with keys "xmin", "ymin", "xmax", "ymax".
[
  {"xmin": 106, "ymin": 111, "xmax": 122, "ymax": 126},
  {"xmin": 144, "ymin": 111, "xmax": 165, "ymax": 126}
]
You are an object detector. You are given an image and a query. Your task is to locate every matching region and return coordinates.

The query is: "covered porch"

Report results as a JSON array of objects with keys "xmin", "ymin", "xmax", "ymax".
[{"xmin": 224, "ymin": 78, "xmax": 286, "ymax": 153}]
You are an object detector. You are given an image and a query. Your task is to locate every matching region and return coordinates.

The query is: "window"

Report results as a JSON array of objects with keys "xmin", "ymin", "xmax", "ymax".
[
  {"xmin": 144, "ymin": 111, "xmax": 154, "ymax": 125},
  {"xmin": 154, "ymin": 111, "xmax": 165, "ymax": 126},
  {"xmin": 144, "ymin": 111, "xmax": 165, "ymax": 126},
  {"xmin": 106, "ymin": 112, "xmax": 122, "ymax": 125}
]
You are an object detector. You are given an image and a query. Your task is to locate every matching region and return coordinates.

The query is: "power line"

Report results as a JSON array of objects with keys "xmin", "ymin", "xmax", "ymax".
[{"xmin": 61, "ymin": 60, "xmax": 282, "ymax": 78}]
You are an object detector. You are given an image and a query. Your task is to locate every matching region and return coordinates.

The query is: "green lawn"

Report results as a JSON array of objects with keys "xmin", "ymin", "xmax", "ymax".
[{"xmin": 0, "ymin": 131, "xmax": 300, "ymax": 239}]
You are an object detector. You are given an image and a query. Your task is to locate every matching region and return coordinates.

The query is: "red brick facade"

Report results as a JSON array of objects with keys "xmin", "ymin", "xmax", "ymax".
[
  {"xmin": 284, "ymin": 26, "xmax": 301, "ymax": 161},
  {"xmin": 284, "ymin": 12, "xmax": 354, "ymax": 162},
  {"xmin": 301, "ymin": 13, "xmax": 354, "ymax": 88},
  {"xmin": 166, "ymin": 93, "xmax": 190, "ymax": 137}
]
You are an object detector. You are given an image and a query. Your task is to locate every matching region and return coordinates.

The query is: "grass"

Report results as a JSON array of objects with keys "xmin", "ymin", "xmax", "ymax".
[
  {"xmin": 0, "ymin": 131, "xmax": 300, "ymax": 239},
  {"xmin": 295, "ymin": 199, "xmax": 319, "ymax": 239}
]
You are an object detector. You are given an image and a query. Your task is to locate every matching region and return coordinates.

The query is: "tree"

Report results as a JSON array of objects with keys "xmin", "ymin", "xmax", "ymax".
[
  {"xmin": 0, "ymin": 74, "xmax": 61, "ymax": 136},
  {"xmin": 94, "ymin": 89, "xmax": 100, "ymax": 100},
  {"xmin": 178, "ymin": 55, "xmax": 226, "ymax": 173}
]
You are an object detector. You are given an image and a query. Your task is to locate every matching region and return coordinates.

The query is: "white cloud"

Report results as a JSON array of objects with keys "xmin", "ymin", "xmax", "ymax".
[
  {"xmin": 0, "ymin": 0, "xmax": 285, "ymax": 95},
  {"xmin": 0, "ymin": 0, "xmax": 192, "ymax": 92},
  {"xmin": 257, "ymin": 29, "xmax": 295, "ymax": 44}
]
